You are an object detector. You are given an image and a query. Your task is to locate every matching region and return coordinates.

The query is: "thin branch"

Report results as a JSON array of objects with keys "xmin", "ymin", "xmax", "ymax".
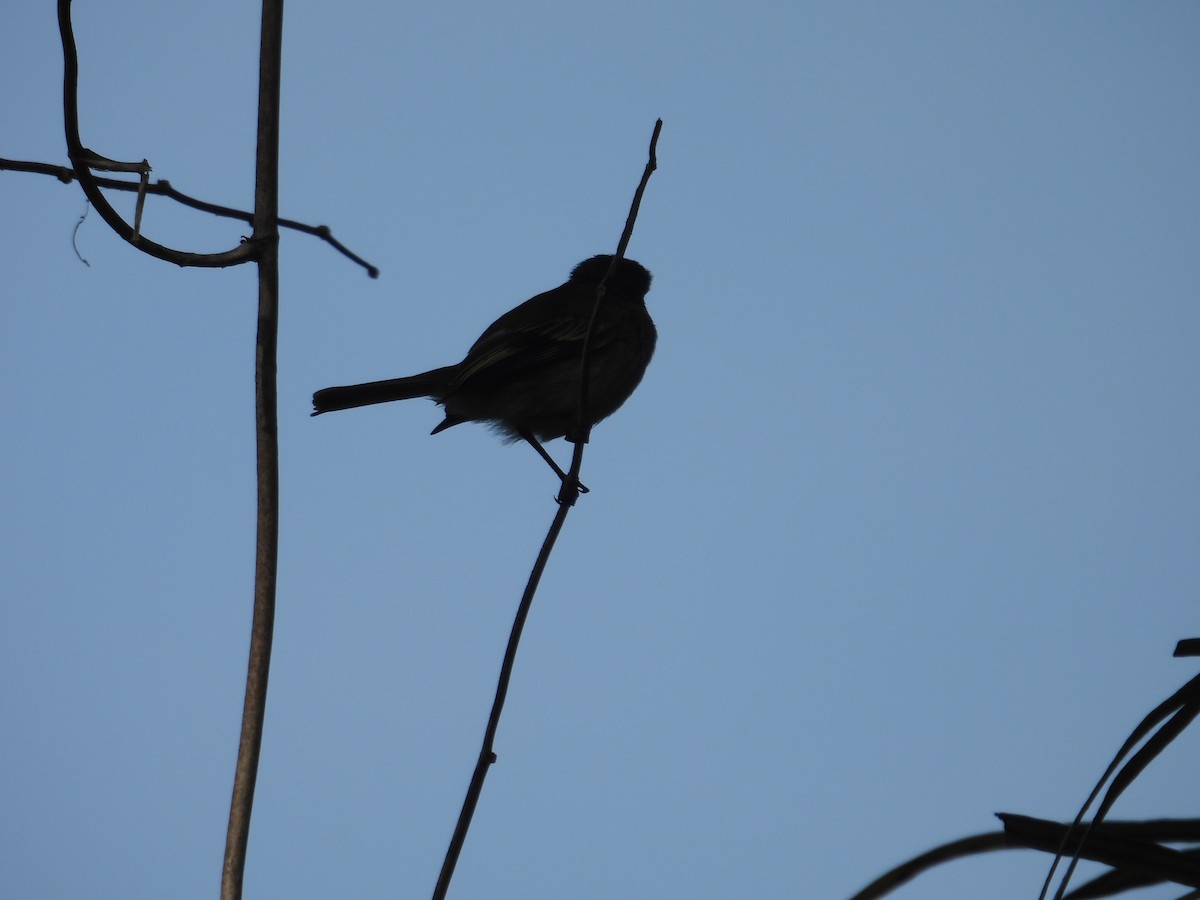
[
  {"xmin": 220, "ymin": 0, "xmax": 284, "ymax": 898},
  {"xmin": 613, "ymin": 119, "xmax": 663, "ymax": 265},
  {"xmin": 571, "ymin": 118, "xmax": 663, "ymax": 465},
  {"xmin": 847, "ymin": 831, "xmax": 1009, "ymax": 900},
  {"xmin": 58, "ymin": 0, "xmax": 257, "ymax": 269},
  {"xmin": 432, "ymin": 119, "xmax": 663, "ymax": 900},
  {"xmin": 431, "ymin": 498, "xmax": 574, "ymax": 900},
  {"xmin": 1, "ymin": 157, "xmax": 379, "ymax": 277}
]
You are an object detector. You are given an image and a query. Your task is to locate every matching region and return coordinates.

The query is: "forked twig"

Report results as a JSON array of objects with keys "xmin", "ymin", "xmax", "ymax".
[{"xmin": 1, "ymin": 157, "xmax": 378, "ymax": 277}]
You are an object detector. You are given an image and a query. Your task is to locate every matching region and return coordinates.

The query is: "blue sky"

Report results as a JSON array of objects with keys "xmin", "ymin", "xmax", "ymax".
[{"xmin": 3, "ymin": 3, "xmax": 1198, "ymax": 898}]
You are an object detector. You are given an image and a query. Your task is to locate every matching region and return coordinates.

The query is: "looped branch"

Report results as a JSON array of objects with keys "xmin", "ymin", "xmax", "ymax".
[{"xmin": 58, "ymin": 0, "xmax": 259, "ymax": 268}]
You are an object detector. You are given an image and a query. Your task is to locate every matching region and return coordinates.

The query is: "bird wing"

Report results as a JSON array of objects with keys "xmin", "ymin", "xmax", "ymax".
[
  {"xmin": 450, "ymin": 316, "xmax": 590, "ymax": 387},
  {"xmin": 448, "ymin": 285, "xmax": 616, "ymax": 389}
]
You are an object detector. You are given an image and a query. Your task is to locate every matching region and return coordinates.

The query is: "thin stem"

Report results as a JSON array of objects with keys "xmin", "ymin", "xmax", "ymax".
[{"xmin": 220, "ymin": 1, "xmax": 284, "ymax": 898}]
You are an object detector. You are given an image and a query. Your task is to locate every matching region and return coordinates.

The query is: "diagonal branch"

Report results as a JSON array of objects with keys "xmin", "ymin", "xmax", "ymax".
[
  {"xmin": 431, "ymin": 119, "xmax": 663, "ymax": 900},
  {"xmin": 568, "ymin": 118, "xmax": 662, "ymax": 486}
]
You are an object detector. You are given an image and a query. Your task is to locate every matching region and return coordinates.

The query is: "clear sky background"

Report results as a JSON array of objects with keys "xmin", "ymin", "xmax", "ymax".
[{"xmin": 3, "ymin": 3, "xmax": 1198, "ymax": 899}]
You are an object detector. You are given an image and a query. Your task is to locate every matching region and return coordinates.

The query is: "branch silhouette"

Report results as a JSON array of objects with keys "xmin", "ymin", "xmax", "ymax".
[
  {"xmin": 848, "ymin": 818, "xmax": 1200, "ymax": 900},
  {"xmin": 432, "ymin": 118, "xmax": 663, "ymax": 900},
  {"xmin": 848, "ymin": 641, "xmax": 1200, "ymax": 900},
  {"xmin": 54, "ymin": 1, "xmax": 287, "ymax": 897},
  {"xmin": 1007, "ymin": 814, "xmax": 1200, "ymax": 896},
  {"xmin": 1038, "ymin": 637, "xmax": 1200, "ymax": 900},
  {"xmin": 58, "ymin": 0, "xmax": 256, "ymax": 269},
  {"xmin": 0, "ymin": 157, "xmax": 379, "ymax": 277}
]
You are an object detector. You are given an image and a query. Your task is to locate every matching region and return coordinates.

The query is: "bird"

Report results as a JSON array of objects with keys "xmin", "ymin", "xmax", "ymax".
[{"xmin": 312, "ymin": 254, "xmax": 656, "ymax": 482}]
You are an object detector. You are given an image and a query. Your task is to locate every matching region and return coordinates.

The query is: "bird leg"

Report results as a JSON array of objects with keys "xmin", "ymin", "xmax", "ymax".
[{"xmin": 520, "ymin": 432, "xmax": 589, "ymax": 494}]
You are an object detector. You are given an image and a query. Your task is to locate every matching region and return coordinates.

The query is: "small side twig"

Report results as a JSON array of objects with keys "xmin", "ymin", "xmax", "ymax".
[
  {"xmin": 71, "ymin": 200, "xmax": 90, "ymax": 266},
  {"xmin": 431, "ymin": 119, "xmax": 663, "ymax": 900},
  {"xmin": 1, "ymin": 157, "xmax": 378, "ymax": 277}
]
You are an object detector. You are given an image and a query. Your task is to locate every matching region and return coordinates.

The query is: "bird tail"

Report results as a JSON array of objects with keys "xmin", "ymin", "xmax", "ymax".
[{"xmin": 311, "ymin": 366, "xmax": 456, "ymax": 415}]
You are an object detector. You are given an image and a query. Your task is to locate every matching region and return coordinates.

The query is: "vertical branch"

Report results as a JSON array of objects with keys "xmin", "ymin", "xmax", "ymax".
[{"xmin": 221, "ymin": 1, "xmax": 284, "ymax": 898}]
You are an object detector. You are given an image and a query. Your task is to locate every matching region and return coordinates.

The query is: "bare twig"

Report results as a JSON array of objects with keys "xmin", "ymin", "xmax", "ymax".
[
  {"xmin": 432, "ymin": 119, "xmax": 663, "ymax": 900},
  {"xmin": 133, "ymin": 164, "xmax": 149, "ymax": 237},
  {"xmin": 568, "ymin": 118, "xmax": 662, "ymax": 487},
  {"xmin": 71, "ymin": 200, "xmax": 90, "ymax": 266},
  {"xmin": 59, "ymin": 0, "xmax": 256, "ymax": 268},
  {"xmin": 1, "ymin": 157, "xmax": 378, "ymax": 277}
]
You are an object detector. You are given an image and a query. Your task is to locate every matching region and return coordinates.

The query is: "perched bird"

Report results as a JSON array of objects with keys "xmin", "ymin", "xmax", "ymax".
[{"xmin": 312, "ymin": 255, "xmax": 656, "ymax": 478}]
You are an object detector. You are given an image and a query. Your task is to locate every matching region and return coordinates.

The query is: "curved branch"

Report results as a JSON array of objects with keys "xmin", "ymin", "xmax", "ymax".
[
  {"xmin": 848, "ymin": 832, "xmax": 1009, "ymax": 900},
  {"xmin": 849, "ymin": 819, "xmax": 1200, "ymax": 900},
  {"xmin": 58, "ymin": 0, "xmax": 257, "ymax": 268},
  {"xmin": 1, "ymin": 158, "xmax": 379, "ymax": 277}
]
